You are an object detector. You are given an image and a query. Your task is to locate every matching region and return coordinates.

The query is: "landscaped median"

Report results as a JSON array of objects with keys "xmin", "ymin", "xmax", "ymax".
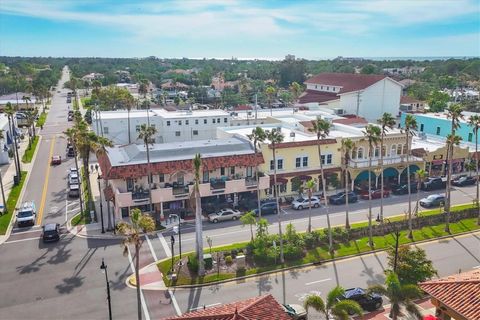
[
  {"xmin": 0, "ymin": 171, "xmax": 28, "ymax": 234},
  {"xmin": 157, "ymin": 203, "xmax": 480, "ymax": 287},
  {"xmin": 21, "ymin": 136, "xmax": 39, "ymax": 163},
  {"xmin": 36, "ymin": 111, "xmax": 47, "ymax": 127}
]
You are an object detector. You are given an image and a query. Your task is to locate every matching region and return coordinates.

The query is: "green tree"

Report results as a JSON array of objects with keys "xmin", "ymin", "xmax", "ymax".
[
  {"xmin": 427, "ymin": 91, "xmax": 450, "ymax": 112},
  {"xmin": 341, "ymin": 138, "xmax": 354, "ymax": 229},
  {"xmin": 304, "ymin": 178, "xmax": 317, "ymax": 233},
  {"xmin": 0, "ymin": 130, "xmax": 6, "ymax": 214},
  {"xmin": 265, "ymin": 85, "xmax": 276, "ymax": 116},
  {"xmin": 193, "ymin": 153, "xmax": 205, "ymax": 276},
  {"xmin": 289, "ymin": 81, "xmax": 304, "ymax": 105},
  {"xmin": 363, "ymin": 124, "xmax": 381, "ymax": 248},
  {"xmin": 137, "ymin": 124, "xmax": 157, "ymax": 215},
  {"xmin": 4, "ymin": 102, "xmax": 20, "ymax": 179},
  {"xmin": 377, "ymin": 112, "xmax": 396, "ymax": 224},
  {"xmin": 467, "ymin": 114, "xmax": 480, "ymax": 225},
  {"xmin": 361, "ymin": 64, "xmax": 378, "ymax": 74},
  {"xmin": 265, "ymin": 128, "xmax": 285, "ymax": 262},
  {"xmin": 402, "ymin": 114, "xmax": 417, "ymax": 239},
  {"xmin": 117, "ymin": 208, "xmax": 156, "ymax": 320},
  {"xmin": 309, "ymin": 117, "xmax": 334, "ymax": 252},
  {"xmin": 240, "ymin": 211, "xmax": 257, "ymax": 240},
  {"xmin": 247, "ymin": 127, "xmax": 266, "ymax": 217},
  {"xmin": 387, "ymin": 245, "xmax": 437, "ymax": 285},
  {"xmin": 368, "ymin": 272, "xmax": 423, "ymax": 320},
  {"xmin": 303, "ymin": 286, "xmax": 363, "ymax": 320}
]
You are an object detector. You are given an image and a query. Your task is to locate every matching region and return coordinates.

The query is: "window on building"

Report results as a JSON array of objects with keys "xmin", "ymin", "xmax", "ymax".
[
  {"xmin": 468, "ymin": 132, "xmax": 473, "ymax": 142},
  {"xmin": 177, "ymin": 173, "xmax": 184, "ymax": 185},
  {"xmin": 403, "ymin": 144, "xmax": 408, "ymax": 155},
  {"xmin": 217, "ymin": 118, "xmax": 220, "ymax": 123},
  {"xmin": 178, "ymin": 120, "xmax": 182, "ymax": 126},
  {"xmin": 159, "ymin": 174, "xmax": 165, "ymax": 183},
  {"xmin": 136, "ymin": 125, "xmax": 141, "ymax": 132},
  {"xmin": 327, "ymin": 86, "xmax": 330, "ymax": 91},
  {"xmin": 420, "ymin": 123, "xmax": 424, "ymax": 132},
  {"xmin": 270, "ymin": 160, "xmax": 274, "ymax": 170},
  {"xmin": 374, "ymin": 147, "xmax": 379, "ymax": 157},
  {"xmin": 397, "ymin": 144, "xmax": 402, "ymax": 155},
  {"xmin": 381, "ymin": 146, "xmax": 386, "ymax": 157},
  {"xmin": 204, "ymin": 119, "xmax": 207, "ymax": 124},
  {"xmin": 103, "ymin": 127, "xmax": 109, "ymax": 134},
  {"xmin": 220, "ymin": 167, "xmax": 225, "ymax": 176},
  {"xmin": 186, "ymin": 120, "xmax": 189, "ymax": 125},
  {"xmin": 302, "ymin": 156, "xmax": 308, "ymax": 167},
  {"xmin": 195, "ymin": 119, "xmax": 199, "ymax": 125},
  {"xmin": 436, "ymin": 127, "xmax": 440, "ymax": 135},
  {"xmin": 332, "ymin": 87, "xmax": 336, "ymax": 92},
  {"xmin": 224, "ymin": 118, "xmax": 228, "ymax": 123},
  {"xmin": 175, "ymin": 131, "xmax": 180, "ymax": 136},
  {"xmin": 321, "ymin": 86, "xmax": 323, "ymax": 90},
  {"xmin": 246, "ymin": 166, "xmax": 253, "ymax": 177},
  {"xmin": 167, "ymin": 121, "xmax": 171, "ymax": 126},
  {"xmin": 277, "ymin": 159, "xmax": 284, "ymax": 170},
  {"xmin": 357, "ymin": 147, "xmax": 364, "ymax": 159},
  {"xmin": 352, "ymin": 147, "xmax": 357, "ymax": 159},
  {"xmin": 315, "ymin": 85, "xmax": 318, "ymax": 89},
  {"xmin": 203, "ymin": 170, "xmax": 209, "ymax": 183},
  {"xmin": 193, "ymin": 130, "xmax": 198, "ymax": 135},
  {"xmin": 230, "ymin": 166, "xmax": 235, "ymax": 175},
  {"xmin": 212, "ymin": 119, "xmax": 216, "ymax": 124},
  {"xmin": 126, "ymin": 178, "xmax": 134, "ymax": 192},
  {"xmin": 390, "ymin": 145, "xmax": 396, "ymax": 156},
  {"xmin": 327, "ymin": 154, "xmax": 332, "ymax": 164},
  {"xmin": 295, "ymin": 157, "xmax": 301, "ymax": 168}
]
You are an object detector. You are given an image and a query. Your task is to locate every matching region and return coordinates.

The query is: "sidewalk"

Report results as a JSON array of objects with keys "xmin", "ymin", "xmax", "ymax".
[{"xmin": 354, "ymin": 297, "xmax": 436, "ymax": 319}]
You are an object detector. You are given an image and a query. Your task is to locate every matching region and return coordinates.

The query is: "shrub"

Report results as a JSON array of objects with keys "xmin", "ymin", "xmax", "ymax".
[
  {"xmin": 187, "ymin": 255, "xmax": 199, "ymax": 273},
  {"xmin": 284, "ymin": 244, "xmax": 305, "ymax": 261},
  {"xmin": 230, "ymin": 249, "xmax": 238, "ymax": 258},
  {"xmin": 332, "ymin": 226, "xmax": 349, "ymax": 243},
  {"xmin": 304, "ymin": 232, "xmax": 319, "ymax": 249},
  {"xmin": 253, "ymin": 247, "xmax": 277, "ymax": 265},
  {"xmin": 225, "ymin": 255, "xmax": 233, "ymax": 265},
  {"xmin": 204, "ymin": 255, "xmax": 213, "ymax": 270}
]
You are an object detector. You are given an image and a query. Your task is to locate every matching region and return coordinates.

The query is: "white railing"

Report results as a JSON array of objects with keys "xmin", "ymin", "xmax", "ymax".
[{"xmin": 348, "ymin": 155, "xmax": 424, "ymax": 168}]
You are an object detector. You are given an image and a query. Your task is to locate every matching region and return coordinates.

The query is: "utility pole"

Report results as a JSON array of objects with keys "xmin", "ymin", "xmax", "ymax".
[
  {"xmin": 355, "ymin": 91, "xmax": 361, "ymax": 116},
  {"xmin": 100, "ymin": 259, "xmax": 112, "ymax": 320}
]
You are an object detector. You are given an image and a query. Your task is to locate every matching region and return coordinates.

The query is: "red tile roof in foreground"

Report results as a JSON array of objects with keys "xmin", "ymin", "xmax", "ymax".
[
  {"xmin": 400, "ymin": 96, "xmax": 424, "ymax": 104},
  {"xmin": 419, "ymin": 269, "xmax": 480, "ymax": 320},
  {"xmin": 332, "ymin": 116, "xmax": 368, "ymax": 125},
  {"xmin": 305, "ymin": 73, "xmax": 388, "ymax": 94},
  {"xmin": 163, "ymin": 294, "xmax": 291, "ymax": 320},
  {"xmin": 298, "ymin": 90, "xmax": 339, "ymax": 104}
]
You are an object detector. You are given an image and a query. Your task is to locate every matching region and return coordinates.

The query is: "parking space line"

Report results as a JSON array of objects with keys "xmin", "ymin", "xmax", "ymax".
[
  {"xmin": 127, "ymin": 247, "xmax": 151, "ymax": 320},
  {"xmin": 145, "ymin": 235, "xmax": 158, "ymax": 261},
  {"xmin": 5, "ymin": 236, "xmax": 40, "ymax": 244},
  {"xmin": 305, "ymin": 278, "xmax": 331, "ymax": 286},
  {"xmin": 157, "ymin": 233, "xmax": 171, "ymax": 257}
]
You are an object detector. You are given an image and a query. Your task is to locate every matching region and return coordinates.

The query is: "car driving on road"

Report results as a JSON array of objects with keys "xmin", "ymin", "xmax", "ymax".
[
  {"xmin": 68, "ymin": 184, "xmax": 80, "ymax": 198},
  {"xmin": 329, "ymin": 191, "xmax": 358, "ymax": 205},
  {"xmin": 452, "ymin": 176, "xmax": 476, "ymax": 187},
  {"xmin": 208, "ymin": 208, "xmax": 243, "ymax": 223},
  {"xmin": 68, "ymin": 172, "xmax": 79, "ymax": 185},
  {"xmin": 419, "ymin": 194, "xmax": 445, "ymax": 208},
  {"xmin": 16, "ymin": 201, "xmax": 36, "ymax": 227},
  {"xmin": 291, "ymin": 196, "xmax": 321, "ymax": 210},
  {"xmin": 339, "ymin": 287, "xmax": 383, "ymax": 312},
  {"xmin": 51, "ymin": 155, "xmax": 62, "ymax": 165}
]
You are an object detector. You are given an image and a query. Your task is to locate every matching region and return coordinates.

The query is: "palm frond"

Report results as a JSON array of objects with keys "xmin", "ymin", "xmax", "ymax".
[
  {"xmin": 404, "ymin": 300, "xmax": 423, "ymax": 320},
  {"xmin": 332, "ymin": 300, "xmax": 363, "ymax": 318},
  {"xmin": 326, "ymin": 286, "xmax": 345, "ymax": 309},
  {"xmin": 303, "ymin": 294, "xmax": 326, "ymax": 315}
]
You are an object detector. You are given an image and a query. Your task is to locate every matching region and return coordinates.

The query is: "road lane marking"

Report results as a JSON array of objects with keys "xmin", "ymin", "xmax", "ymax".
[
  {"xmin": 473, "ymin": 265, "xmax": 480, "ymax": 269},
  {"xmin": 189, "ymin": 303, "xmax": 221, "ymax": 311},
  {"xmin": 305, "ymin": 278, "xmax": 331, "ymax": 286},
  {"xmin": 37, "ymin": 136, "xmax": 56, "ymax": 225},
  {"xmin": 5, "ymin": 236, "xmax": 40, "ymax": 243},
  {"xmin": 127, "ymin": 247, "xmax": 151, "ymax": 320},
  {"xmin": 11, "ymin": 228, "xmax": 41, "ymax": 235},
  {"xmin": 145, "ymin": 235, "xmax": 158, "ymax": 261},
  {"xmin": 157, "ymin": 233, "xmax": 172, "ymax": 257}
]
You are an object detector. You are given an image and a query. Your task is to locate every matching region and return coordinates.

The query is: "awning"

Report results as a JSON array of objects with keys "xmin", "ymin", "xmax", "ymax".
[
  {"xmin": 431, "ymin": 160, "xmax": 444, "ymax": 165},
  {"xmin": 297, "ymin": 175, "xmax": 312, "ymax": 181},
  {"xmin": 270, "ymin": 176, "xmax": 288, "ymax": 185}
]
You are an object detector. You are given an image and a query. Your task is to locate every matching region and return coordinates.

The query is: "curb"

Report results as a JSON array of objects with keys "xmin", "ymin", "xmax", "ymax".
[{"xmin": 157, "ymin": 228, "xmax": 480, "ymax": 289}]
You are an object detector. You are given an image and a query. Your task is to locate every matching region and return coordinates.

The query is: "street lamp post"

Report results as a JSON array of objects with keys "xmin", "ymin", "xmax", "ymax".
[
  {"xmin": 97, "ymin": 175, "xmax": 105, "ymax": 234},
  {"xmin": 171, "ymin": 214, "xmax": 182, "ymax": 261},
  {"xmin": 170, "ymin": 235, "xmax": 175, "ymax": 273},
  {"xmin": 100, "ymin": 259, "xmax": 112, "ymax": 320},
  {"xmin": 384, "ymin": 218, "xmax": 400, "ymax": 273}
]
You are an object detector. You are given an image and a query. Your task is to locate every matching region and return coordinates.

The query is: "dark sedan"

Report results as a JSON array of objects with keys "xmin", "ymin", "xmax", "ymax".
[
  {"xmin": 452, "ymin": 176, "xmax": 476, "ymax": 187},
  {"xmin": 329, "ymin": 192, "xmax": 358, "ymax": 205},
  {"xmin": 42, "ymin": 223, "xmax": 60, "ymax": 242},
  {"xmin": 340, "ymin": 287, "xmax": 383, "ymax": 312},
  {"xmin": 391, "ymin": 183, "xmax": 418, "ymax": 195}
]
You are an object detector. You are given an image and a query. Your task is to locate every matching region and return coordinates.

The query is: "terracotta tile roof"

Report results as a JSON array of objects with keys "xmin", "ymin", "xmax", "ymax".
[
  {"xmin": 298, "ymin": 90, "xmax": 339, "ymax": 104},
  {"xmin": 299, "ymin": 120, "xmax": 314, "ymax": 129},
  {"xmin": 419, "ymin": 269, "xmax": 480, "ymax": 320},
  {"xmin": 332, "ymin": 116, "xmax": 368, "ymax": 125},
  {"xmin": 234, "ymin": 105, "xmax": 252, "ymax": 111},
  {"xmin": 400, "ymin": 96, "xmax": 424, "ymax": 104},
  {"xmin": 305, "ymin": 73, "xmax": 388, "ymax": 94},
  {"xmin": 269, "ymin": 138, "xmax": 337, "ymax": 149},
  {"xmin": 163, "ymin": 294, "xmax": 291, "ymax": 320}
]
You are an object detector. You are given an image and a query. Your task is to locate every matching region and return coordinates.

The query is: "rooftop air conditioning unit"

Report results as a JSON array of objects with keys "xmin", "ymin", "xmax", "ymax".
[
  {"xmin": 290, "ymin": 132, "xmax": 295, "ymax": 138},
  {"xmin": 276, "ymin": 127, "xmax": 282, "ymax": 132},
  {"xmin": 333, "ymin": 108, "xmax": 345, "ymax": 115}
]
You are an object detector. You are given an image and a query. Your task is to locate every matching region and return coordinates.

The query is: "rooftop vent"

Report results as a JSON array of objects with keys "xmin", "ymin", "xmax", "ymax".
[{"xmin": 290, "ymin": 132, "xmax": 295, "ymax": 138}]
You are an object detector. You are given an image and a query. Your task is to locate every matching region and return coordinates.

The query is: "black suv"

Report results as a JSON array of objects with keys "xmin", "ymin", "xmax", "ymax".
[
  {"xmin": 254, "ymin": 201, "xmax": 278, "ymax": 216},
  {"xmin": 340, "ymin": 287, "xmax": 382, "ymax": 312},
  {"xmin": 42, "ymin": 223, "xmax": 60, "ymax": 243}
]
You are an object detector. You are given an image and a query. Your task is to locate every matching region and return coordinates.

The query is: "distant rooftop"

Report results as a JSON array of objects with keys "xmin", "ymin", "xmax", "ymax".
[{"xmin": 94, "ymin": 108, "xmax": 229, "ymax": 120}]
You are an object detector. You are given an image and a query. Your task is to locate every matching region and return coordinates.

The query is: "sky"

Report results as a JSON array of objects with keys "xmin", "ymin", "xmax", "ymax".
[{"xmin": 0, "ymin": 0, "xmax": 479, "ymax": 59}]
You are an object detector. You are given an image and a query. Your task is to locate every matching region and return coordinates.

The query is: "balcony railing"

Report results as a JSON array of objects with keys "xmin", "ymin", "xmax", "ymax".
[{"xmin": 348, "ymin": 155, "xmax": 424, "ymax": 169}]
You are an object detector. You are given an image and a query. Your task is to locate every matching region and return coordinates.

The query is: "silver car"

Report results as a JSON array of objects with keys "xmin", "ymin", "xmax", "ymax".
[
  {"xmin": 292, "ymin": 196, "xmax": 321, "ymax": 210},
  {"xmin": 208, "ymin": 208, "xmax": 242, "ymax": 223}
]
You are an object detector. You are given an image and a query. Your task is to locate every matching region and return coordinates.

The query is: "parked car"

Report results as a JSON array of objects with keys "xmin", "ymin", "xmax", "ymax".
[
  {"xmin": 421, "ymin": 177, "xmax": 447, "ymax": 191},
  {"xmin": 208, "ymin": 208, "xmax": 242, "ymax": 223},
  {"xmin": 329, "ymin": 191, "xmax": 358, "ymax": 205},
  {"xmin": 66, "ymin": 146, "xmax": 75, "ymax": 157},
  {"xmin": 68, "ymin": 114, "xmax": 74, "ymax": 121},
  {"xmin": 291, "ymin": 196, "xmax": 321, "ymax": 210},
  {"xmin": 69, "ymin": 167, "xmax": 78, "ymax": 174},
  {"xmin": 51, "ymin": 155, "xmax": 62, "ymax": 165},
  {"xmin": 253, "ymin": 202, "xmax": 278, "ymax": 216},
  {"xmin": 68, "ymin": 184, "xmax": 80, "ymax": 198},
  {"xmin": 339, "ymin": 287, "xmax": 383, "ymax": 312},
  {"xmin": 68, "ymin": 172, "xmax": 79, "ymax": 185},
  {"xmin": 452, "ymin": 176, "xmax": 476, "ymax": 187},
  {"xmin": 360, "ymin": 189, "xmax": 390, "ymax": 200},
  {"xmin": 420, "ymin": 194, "xmax": 445, "ymax": 208},
  {"xmin": 391, "ymin": 183, "xmax": 418, "ymax": 195},
  {"xmin": 68, "ymin": 110, "xmax": 74, "ymax": 116},
  {"xmin": 282, "ymin": 304, "xmax": 307, "ymax": 320},
  {"xmin": 42, "ymin": 223, "xmax": 60, "ymax": 242},
  {"xmin": 16, "ymin": 201, "xmax": 36, "ymax": 227}
]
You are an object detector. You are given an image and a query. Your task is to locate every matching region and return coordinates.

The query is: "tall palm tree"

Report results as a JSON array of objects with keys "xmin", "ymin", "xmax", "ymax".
[
  {"xmin": 265, "ymin": 128, "xmax": 285, "ymax": 263},
  {"xmin": 444, "ymin": 104, "xmax": 463, "ymax": 233},
  {"xmin": 414, "ymin": 169, "xmax": 427, "ymax": 217},
  {"xmin": 0, "ymin": 130, "xmax": 6, "ymax": 214},
  {"xmin": 117, "ymin": 208, "xmax": 155, "ymax": 320},
  {"xmin": 5, "ymin": 102, "xmax": 20, "ymax": 179},
  {"xmin": 305, "ymin": 178, "xmax": 317, "ymax": 233},
  {"xmin": 402, "ymin": 114, "xmax": 417, "ymax": 239},
  {"xmin": 309, "ymin": 117, "xmax": 334, "ymax": 253},
  {"xmin": 64, "ymin": 127, "xmax": 85, "ymax": 216},
  {"xmin": 444, "ymin": 134, "xmax": 462, "ymax": 233},
  {"xmin": 265, "ymin": 85, "xmax": 276, "ymax": 116},
  {"xmin": 303, "ymin": 286, "xmax": 363, "ymax": 320},
  {"xmin": 377, "ymin": 112, "xmax": 396, "ymax": 224},
  {"xmin": 363, "ymin": 124, "xmax": 381, "ymax": 248},
  {"xmin": 341, "ymin": 138, "xmax": 354, "ymax": 229},
  {"xmin": 467, "ymin": 115, "xmax": 480, "ymax": 225},
  {"xmin": 289, "ymin": 81, "xmax": 303, "ymax": 105},
  {"xmin": 137, "ymin": 124, "xmax": 158, "ymax": 215},
  {"xmin": 247, "ymin": 127, "xmax": 266, "ymax": 217},
  {"xmin": 92, "ymin": 80, "xmax": 102, "ymax": 97},
  {"xmin": 193, "ymin": 153, "xmax": 205, "ymax": 276},
  {"xmin": 125, "ymin": 93, "xmax": 135, "ymax": 144},
  {"xmin": 368, "ymin": 272, "xmax": 423, "ymax": 320},
  {"xmin": 22, "ymin": 95, "xmax": 31, "ymax": 111}
]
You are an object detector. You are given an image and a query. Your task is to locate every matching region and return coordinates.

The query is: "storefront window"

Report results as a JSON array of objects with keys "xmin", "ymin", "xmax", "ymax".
[{"xmin": 397, "ymin": 144, "xmax": 402, "ymax": 155}]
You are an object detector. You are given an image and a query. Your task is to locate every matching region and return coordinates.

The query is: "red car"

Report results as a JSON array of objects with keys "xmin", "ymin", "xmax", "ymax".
[
  {"xmin": 51, "ymin": 155, "xmax": 62, "ymax": 165},
  {"xmin": 360, "ymin": 189, "xmax": 390, "ymax": 200}
]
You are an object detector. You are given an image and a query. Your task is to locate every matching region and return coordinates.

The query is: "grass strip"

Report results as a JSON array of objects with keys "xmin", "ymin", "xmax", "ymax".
[
  {"xmin": 71, "ymin": 212, "xmax": 91, "ymax": 226},
  {"xmin": 0, "ymin": 171, "xmax": 28, "ymax": 234},
  {"xmin": 36, "ymin": 112, "xmax": 47, "ymax": 127},
  {"xmin": 21, "ymin": 136, "xmax": 39, "ymax": 163}
]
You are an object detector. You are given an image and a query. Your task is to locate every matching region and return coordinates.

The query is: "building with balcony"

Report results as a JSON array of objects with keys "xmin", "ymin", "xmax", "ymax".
[{"xmin": 97, "ymin": 136, "xmax": 267, "ymax": 220}]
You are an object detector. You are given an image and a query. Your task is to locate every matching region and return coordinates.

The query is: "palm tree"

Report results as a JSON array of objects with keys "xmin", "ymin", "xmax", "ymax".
[
  {"xmin": 444, "ymin": 104, "xmax": 464, "ymax": 233},
  {"xmin": 125, "ymin": 94, "xmax": 135, "ymax": 144},
  {"xmin": 444, "ymin": 134, "xmax": 462, "ymax": 232},
  {"xmin": 305, "ymin": 178, "xmax": 317, "ymax": 233},
  {"xmin": 64, "ymin": 127, "xmax": 85, "ymax": 216},
  {"xmin": 247, "ymin": 127, "xmax": 266, "ymax": 217},
  {"xmin": 368, "ymin": 272, "xmax": 423, "ymax": 320},
  {"xmin": 117, "ymin": 208, "xmax": 155, "ymax": 320},
  {"xmin": 240, "ymin": 211, "xmax": 257, "ymax": 240},
  {"xmin": 303, "ymin": 286, "xmax": 363, "ymax": 320},
  {"xmin": 193, "ymin": 153, "xmax": 205, "ymax": 276},
  {"xmin": 467, "ymin": 114, "xmax": 480, "ymax": 225},
  {"xmin": 22, "ymin": 95, "xmax": 31, "ymax": 111},
  {"xmin": 402, "ymin": 114, "xmax": 417, "ymax": 239},
  {"xmin": 5, "ymin": 102, "xmax": 20, "ymax": 179},
  {"xmin": 341, "ymin": 138, "xmax": 354, "ymax": 229},
  {"xmin": 309, "ymin": 117, "xmax": 334, "ymax": 253},
  {"xmin": 137, "ymin": 124, "xmax": 158, "ymax": 216},
  {"xmin": 139, "ymin": 79, "xmax": 149, "ymax": 100},
  {"xmin": 92, "ymin": 80, "xmax": 102, "ymax": 97},
  {"xmin": 363, "ymin": 124, "xmax": 381, "ymax": 248},
  {"xmin": 289, "ymin": 81, "xmax": 303, "ymax": 105},
  {"xmin": 0, "ymin": 130, "xmax": 6, "ymax": 214},
  {"xmin": 414, "ymin": 169, "xmax": 427, "ymax": 217},
  {"xmin": 377, "ymin": 113, "xmax": 396, "ymax": 224},
  {"xmin": 265, "ymin": 85, "xmax": 276, "ymax": 116},
  {"xmin": 265, "ymin": 128, "xmax": 285, "ymax": 263}
]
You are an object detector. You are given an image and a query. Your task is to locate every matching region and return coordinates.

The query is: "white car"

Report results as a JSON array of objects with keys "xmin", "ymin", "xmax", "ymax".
[
  {"xmin": 208, "ymin": 208, "xmax": 243, "ymax": 223},
  {"xmin": 16, "ymin": 201, "xmax": 37, "ymax": 227},
  {"xmin": 291, "ymin": 196, "xmax": 321, "ymax": 210},
  {"xmin": 68, "ymin": 172, "xmax": 79, "ymax": 185}
]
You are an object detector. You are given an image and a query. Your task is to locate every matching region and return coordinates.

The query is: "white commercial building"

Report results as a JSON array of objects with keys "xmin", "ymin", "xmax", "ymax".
[{"xmin": 92, "ymin": 108, "xmax": 231, "ymax": 145}]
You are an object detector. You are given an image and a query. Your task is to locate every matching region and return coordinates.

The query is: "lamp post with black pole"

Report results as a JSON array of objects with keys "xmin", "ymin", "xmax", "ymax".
[
  {"xmin": 97, "ymin": 175, "xmax": 105, "ymax": 233},
  {"xmin": 171, "ymin": 214, "xmax": 182, "ymax": 263},
  {"xmin": 100, "ymin": 259, "xmax": 112, "ymax": 320},
  {"xmin": 384, "ymin": 218, "xmax": 400, "ymax": 273},
  {"xmin": 170, "ymin": 235, "xmax": 175, "ymax": 273}
]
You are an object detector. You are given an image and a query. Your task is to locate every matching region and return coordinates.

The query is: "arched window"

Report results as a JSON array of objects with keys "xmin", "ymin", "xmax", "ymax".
[
  {"xmin": 352, "ymin": 147, "xmax": 358, "ymax": 159},
  {"xmin": 381, "ymin": 145, "xmax": 386, "ymax": 157},
  {"xmin": 390, "ymin": 145, "xmax": 396, "ymax": 157},
  {"xmin": 374, "ymin": 147, "xmax": 380, "ymax": 158},
  {"xmin": 357, "ymin": 147, "xmax": 364, "ymax": 159},
  {"xmin": 397, "ymin": 144, "xmax": 402, "ymax": 155},
  {"xmin": 403, "ymin": 144, "xmax": 408, "ymax": 154}
]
